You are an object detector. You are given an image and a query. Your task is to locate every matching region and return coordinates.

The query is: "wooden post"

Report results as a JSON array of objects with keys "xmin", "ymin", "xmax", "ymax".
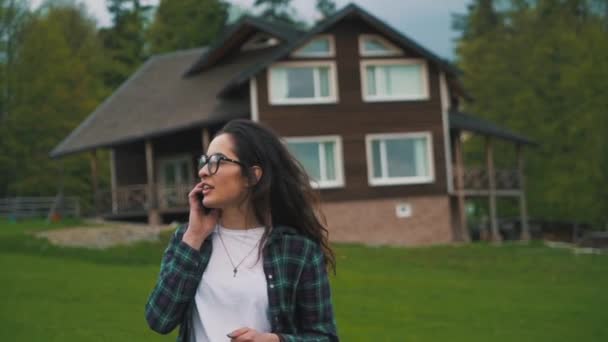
[
  {"xmin": 486, "ymin": 138, "xmax": 501, "ymax": 243},
  {"xmin": 453, "ymin": 132, "xmax": 470, "ymax": 242},
  {"xmin": 517, "ymin": 145, "xmax": 531, "ymax": 241},
  {"xmin": 145, "ymin": 140, "xmax": 161, "ymax": 226},
  {"xmin": 89, "ymin": 150, "xmax": 99, "ymax": 217},
  {"xmin": 109, "ymin": 149, "xmax": 118, "ymax": 214}
]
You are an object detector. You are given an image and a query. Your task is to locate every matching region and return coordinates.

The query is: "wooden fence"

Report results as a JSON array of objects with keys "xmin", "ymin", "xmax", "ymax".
[{"xmin": 0, "ymin": 196, "xmax": 80, "ymax": 219}]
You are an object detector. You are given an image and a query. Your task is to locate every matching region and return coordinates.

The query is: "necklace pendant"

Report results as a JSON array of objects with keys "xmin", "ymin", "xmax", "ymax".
[{"xmin": 233, "ymin": 268, "xmax": 237, "ymax": 277}]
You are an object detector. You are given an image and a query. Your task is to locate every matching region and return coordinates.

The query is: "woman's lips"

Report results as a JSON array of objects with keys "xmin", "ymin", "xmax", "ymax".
[{"xmin": 202, "ymin": 188, "xmax": 213, "ymax": 196}]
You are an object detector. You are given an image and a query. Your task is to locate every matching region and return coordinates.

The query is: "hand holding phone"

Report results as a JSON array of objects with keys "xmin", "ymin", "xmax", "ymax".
[
  {"xmin": 184, "ymin": 182, "xmax": 220, "ymax": 246},
  {"xmin": 196, "ymin": 191, "xmax": 212, "ymax": 214}
]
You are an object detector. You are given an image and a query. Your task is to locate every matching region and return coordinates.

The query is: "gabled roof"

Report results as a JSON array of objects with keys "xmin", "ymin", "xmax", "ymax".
[
  {"xmin": 183, "ymin": 15, "xmax": 304, "ymax": 76},
  {"xmin": 50, "ymin": 47, "xmax": 280, "ymax": 158},
  {"xmin": 449, "ymin": 110, "xmax": 536, "ymax": 146},
  {"xmin": 217, "ymin": 3, "xmax": 463, "ymax": 97}
]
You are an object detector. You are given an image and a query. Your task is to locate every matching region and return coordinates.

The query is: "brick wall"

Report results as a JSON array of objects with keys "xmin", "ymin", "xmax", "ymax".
[{"xmin": 321, "ymin": 195, "xmax": 454, "ymax": 246}]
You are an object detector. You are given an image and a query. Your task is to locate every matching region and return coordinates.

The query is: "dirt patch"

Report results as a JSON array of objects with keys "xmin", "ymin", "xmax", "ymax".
[{"xmin": 32, "ymin": 221, "xmax": 178, "ymax": 249}]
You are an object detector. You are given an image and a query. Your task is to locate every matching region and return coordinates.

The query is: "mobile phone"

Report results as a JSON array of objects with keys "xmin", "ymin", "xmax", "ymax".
[{"xmin": 196, "ymin": 191, "xmax": 212, "ymax": 214}]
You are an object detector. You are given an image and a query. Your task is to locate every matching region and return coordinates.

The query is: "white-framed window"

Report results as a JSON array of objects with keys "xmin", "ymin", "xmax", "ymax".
[
  {"xmin": 285, "ymin": 135, "xmax": 345, "ymax": 188},
  {"xmin": 360, "ymin": 59, "xmax": 429, "ymax": 102},
  {"xmin": 268, "ymin": 61, "xmax": 338, "ymax": 105},
  {"xmin": 359, "ymin": 34, "xmax": 402, "ymax": 56},
  {"xmin": 365, "ymin": 132, "xmax": 434, "ymax": 186},
  {"xmin": 292, "ymin": 35, "xmax": 335, "ymax": 58}
]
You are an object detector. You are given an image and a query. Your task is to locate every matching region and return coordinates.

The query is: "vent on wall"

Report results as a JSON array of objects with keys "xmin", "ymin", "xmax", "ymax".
[
  {"xmin": 241, "ymin": 33, "xmax": 280, "ymax": 51},
  {"xmin": 395, "ymin": 202, "xmax": 412, "ymax": 218}
]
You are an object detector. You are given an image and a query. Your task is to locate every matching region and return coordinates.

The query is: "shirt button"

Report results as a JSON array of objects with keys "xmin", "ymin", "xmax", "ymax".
[
  {"xmin": 269, "ymin": 284, "xmax": 275, "ymax": 289},
  {"xmin": 268, "ymin": 274, "xmax": 273, "ymax": 279}
]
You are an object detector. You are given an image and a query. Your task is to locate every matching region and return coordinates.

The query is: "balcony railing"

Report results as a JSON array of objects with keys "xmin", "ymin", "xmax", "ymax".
[
  {"xmin": 97, "ymin": 183, "xmax": 192, "ymax": 215},
  {"xmin": 454, "ymin": 167, "xmax": 520, "ymax": 191}
]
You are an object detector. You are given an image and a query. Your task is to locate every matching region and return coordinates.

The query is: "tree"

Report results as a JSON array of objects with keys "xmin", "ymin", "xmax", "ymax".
[
  {"xmin": 0, "ymin": 0, "xmax": 29, "ymax": 121},
  {"xmin": 98, "ymin": 0, "xmax": 151, "ymax": 89},
  {"xmin": 253, "ymin": 0, "xmax": 305, "ymax": 27},
  {"xmin": 147, "ymin": 0, "xmax": 228, "ymax": 54},
  {"xmin": 1, "ymin": 1, "xmax": 109, "ymax": 206},
  {"xmin": 454, "ymin": 0, "xmax": 608, "ymax": 225},
  {"xmin": 316, "ymin": 0, "xmax": 336, "ymax": 19}
]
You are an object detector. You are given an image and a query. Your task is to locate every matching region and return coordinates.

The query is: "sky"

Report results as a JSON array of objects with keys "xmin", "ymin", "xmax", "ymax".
[{"xmin": 31, "ymin": 0, "xmax": 472, "ymax": 60}]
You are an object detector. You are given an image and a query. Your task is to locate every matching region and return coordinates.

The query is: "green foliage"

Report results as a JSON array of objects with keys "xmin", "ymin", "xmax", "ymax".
[
  {"xmin": 253, "ymin": 0, "xmax": 307, "ymax": 28},
  {"xmin": 454, "ymin": 0, "xmax": 608, "ymax": 225},
  {"xmin": 0, "ymin": 2, "xmax": 110, "ymax": 209},
  {"xmin": 146, "ymin": 0, "xmax": 228, "ymax": 54},
  {"xmin": 98, "ymin": 0, "xmax": 150, "ymax": 89},
  {"xmin": 316, "ymin": 0, "xmax": 337, "ymax": 19}
]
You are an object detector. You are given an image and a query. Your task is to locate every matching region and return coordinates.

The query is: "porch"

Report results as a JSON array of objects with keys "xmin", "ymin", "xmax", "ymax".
[{"xmin": 448, "ymin": 110, "xmax": 536, "ymax": 243}]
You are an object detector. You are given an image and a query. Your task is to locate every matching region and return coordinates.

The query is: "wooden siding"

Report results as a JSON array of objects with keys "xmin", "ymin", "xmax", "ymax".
[{"xmin": 255, "ymin": 17, "xmax": 448, "ymax": 202}]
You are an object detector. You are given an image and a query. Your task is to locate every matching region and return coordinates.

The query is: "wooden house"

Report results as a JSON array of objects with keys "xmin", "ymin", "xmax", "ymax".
[{"xmin": 51, "ymin": 4, "xmax": 534, "ymax": 245}]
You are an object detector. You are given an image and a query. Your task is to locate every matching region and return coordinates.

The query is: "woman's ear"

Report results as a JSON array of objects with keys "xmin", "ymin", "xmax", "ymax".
[{"xmin": 247, "ymin": 166, "xmax": 263, "ymax": 187}]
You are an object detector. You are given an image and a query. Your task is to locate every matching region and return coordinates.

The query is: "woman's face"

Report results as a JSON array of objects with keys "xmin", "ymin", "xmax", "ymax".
[{"xmin": 198, "ymin": 133, "xmax": 250, "ymax": 210}]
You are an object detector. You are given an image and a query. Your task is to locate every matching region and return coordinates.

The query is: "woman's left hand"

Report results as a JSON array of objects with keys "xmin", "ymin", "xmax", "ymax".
[{"xmin": 228, "ymin": 327, "xmax": 280, "ymax": 342}]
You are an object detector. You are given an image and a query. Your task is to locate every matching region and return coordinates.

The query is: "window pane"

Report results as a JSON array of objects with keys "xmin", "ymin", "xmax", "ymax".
[
  {"xmin": 286, "ymin": 67, "xmax": 315, "ymax": 98},
  {"xmin": 270, "ymin": 68, "xmax": 287, "ymax": 99},
  {"xmin": 287, "ymin": 142, "xmax": 321, "ymax": 180},
  {"xmin": 298, "ymin": 38, "xmax": 330, "ymax": 54},
  {"xmin": 371, "ymin": 140, "xmax": 382, "ymax": 178},
  {"xmin": 413, "ymin": 138, "xmax": 429, "ymax": 176},
  {"xmin": 364, "ymin": 38, "xmax": 391, "ymax": 52},
  {"xmin": 179, "ymin": 161, "xmax": 190, "ymax": 184},
  {"xmin": 318, "ymin": 67, "xmax": 330, "ymax": 97},
  {"xmin": 385, "ymin": 137, "xmax": 429, "ymax": 178},
  {"xmin": 386, "ymin": 138, "xmax": 415, "ymax": 177},
  {"xmin": 323, "ymin": 142, "xmax": 336, "ymax": 180},
  {"xmin": 384, "ymin": 64, "xmax": 423, "ymax": 97},
  {"xmin": 366, "ymin": 66, "xmax": 377, "ymax": 96},
  {"xmin": 163, "ymin": 163, "xmax": 176, "ymax": 185}
]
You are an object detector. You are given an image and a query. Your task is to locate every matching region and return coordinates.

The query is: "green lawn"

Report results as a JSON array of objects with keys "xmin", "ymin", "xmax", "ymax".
[{"xmin": 1, "ymin": 219, "xmax": 607, "ymax": 341}]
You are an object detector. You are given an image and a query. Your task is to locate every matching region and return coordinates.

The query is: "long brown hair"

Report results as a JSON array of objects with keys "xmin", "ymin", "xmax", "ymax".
[{"xmin": 216, "ymin": 119, "xmax": 336, "ymax": 274}]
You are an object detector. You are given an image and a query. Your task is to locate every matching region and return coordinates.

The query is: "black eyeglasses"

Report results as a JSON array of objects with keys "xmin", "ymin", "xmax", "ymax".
[{"xmin": 198, "ymin": 154, "xmax": 245, "ymax": 175}]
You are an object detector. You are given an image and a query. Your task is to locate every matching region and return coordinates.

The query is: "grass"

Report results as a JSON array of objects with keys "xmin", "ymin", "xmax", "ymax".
[{"xmin": 0, "ymin": 218, "xmax": 607, "ymax": 341}]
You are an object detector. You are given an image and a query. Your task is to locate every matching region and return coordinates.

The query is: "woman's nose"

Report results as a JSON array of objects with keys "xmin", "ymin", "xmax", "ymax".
[{"xmin": 198, "ymin": 164, "xmax": 210, "ymax": 178}]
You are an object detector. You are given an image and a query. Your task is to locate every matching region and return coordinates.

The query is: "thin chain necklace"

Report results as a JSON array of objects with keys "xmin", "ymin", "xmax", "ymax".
[{"xmin": 216, "ymin": 224, "xmax": 262, "ymax": 278}]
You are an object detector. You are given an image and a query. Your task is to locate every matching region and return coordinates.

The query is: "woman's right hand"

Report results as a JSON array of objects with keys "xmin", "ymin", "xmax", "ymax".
[{"xmin": 183, "ymin": 182, "xmax": 220, "ymax": 250}]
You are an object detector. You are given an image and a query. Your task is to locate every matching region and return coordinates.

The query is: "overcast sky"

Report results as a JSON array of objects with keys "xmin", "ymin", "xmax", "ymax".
[{"xmin": 31, "ymin": 0, "xmax": 472, "ymax": 60}]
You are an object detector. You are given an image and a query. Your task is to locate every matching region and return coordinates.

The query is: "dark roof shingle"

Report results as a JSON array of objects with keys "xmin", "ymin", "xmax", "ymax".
[{"xmin": 50, "ymin": 47, "xmax": 280, "ymax": 158}]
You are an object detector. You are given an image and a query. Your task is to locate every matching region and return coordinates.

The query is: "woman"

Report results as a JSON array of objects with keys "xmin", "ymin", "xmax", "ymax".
[{"xmin": 145, "ymin": 119, "xmax": 339, "ymax": 342}]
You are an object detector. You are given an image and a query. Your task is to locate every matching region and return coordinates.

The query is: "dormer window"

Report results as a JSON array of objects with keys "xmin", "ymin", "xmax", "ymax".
[
  {"xmin": 242, "ymin": 32, "xmax": 280, "ymax": 51},
  {"xmin": 359, "ymin": 34, "xmax": 402, "ymax": 56},
  {"xmin": 292, "ymin": 35, "xmax": 335, "ymax": 58}
]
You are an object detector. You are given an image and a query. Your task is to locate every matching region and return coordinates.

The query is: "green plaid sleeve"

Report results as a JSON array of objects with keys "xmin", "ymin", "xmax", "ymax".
[
  {"xmin": 145, "ymin": 224, "xmax": 202, "ymax": 334},
  {"xmin": 277, "ymin": 240, "xmax": 339, "ymax": 342}
]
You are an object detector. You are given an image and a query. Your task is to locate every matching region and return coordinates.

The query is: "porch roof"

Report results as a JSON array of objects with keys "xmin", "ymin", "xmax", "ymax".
[{"xmin": 449, "ymin": 110, "xmax": 536, "ymax": 146}]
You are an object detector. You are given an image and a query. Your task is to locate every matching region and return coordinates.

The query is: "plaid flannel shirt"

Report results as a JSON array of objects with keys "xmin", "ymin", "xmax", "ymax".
[{"xmin": 145, "ymin": 223, "xmax": 339, "ymax": 342}]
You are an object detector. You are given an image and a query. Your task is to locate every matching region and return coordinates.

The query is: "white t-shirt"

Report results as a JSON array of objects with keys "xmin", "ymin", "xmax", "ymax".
[{"xmin": 190, "ymin": 224, "xmax": 271, "ymax": 342}]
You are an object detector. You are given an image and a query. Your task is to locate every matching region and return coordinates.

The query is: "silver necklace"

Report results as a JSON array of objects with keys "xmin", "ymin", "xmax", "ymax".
[{"xmin": 217, "ymin": 225, "xmax": 262, "ymax": 278}]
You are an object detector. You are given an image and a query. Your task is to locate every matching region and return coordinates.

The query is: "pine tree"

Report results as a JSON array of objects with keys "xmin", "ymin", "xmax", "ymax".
[
  {"xmin": 99, "ymin": 0, "xmax": 151, "ymax": 89},
  {"xmin": 147, "ymin": 0, "xmax": 228, "ymax": 54},
  {"xmin": 316, "ymin": 0, "xmax": 336, "ymax": 19}
]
